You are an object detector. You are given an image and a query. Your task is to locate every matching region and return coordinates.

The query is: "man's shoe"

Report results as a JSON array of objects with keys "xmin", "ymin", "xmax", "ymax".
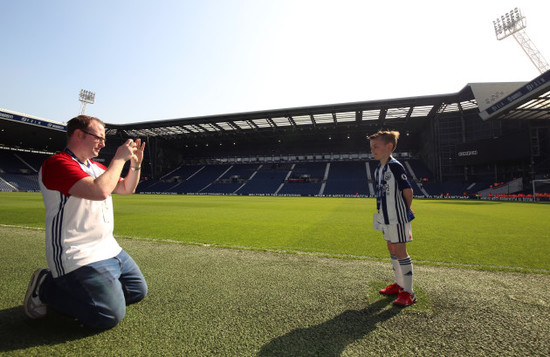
[
  {"xmin": 393, "ymin": 290, "xmax": 416, "ymax": 307},
  {"xmin": 379, "ymin": 283, "xmax": 401, "ymax": 295},
  {"xmin": 24, "ymin": 268, "xmax": 49, "ymax": 319}
]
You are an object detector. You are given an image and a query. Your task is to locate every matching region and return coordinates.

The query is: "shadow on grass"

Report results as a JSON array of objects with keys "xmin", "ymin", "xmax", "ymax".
[
  {"xmin": 258, "ymin": 296, "xmax": 401, "ymax": 356},
  {"xmin": 0, "ymin": 306, "xmax": 100, "ymax": 353}
]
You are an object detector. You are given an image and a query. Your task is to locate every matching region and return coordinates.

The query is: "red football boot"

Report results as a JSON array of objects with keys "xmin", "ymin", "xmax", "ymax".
[
  {"xmin": 393, "ymin": 290, "xmax": 416, "ymax": 307},
  {"xmin": 379, "ymin": 283, "xmax": 402, "ymax": 295}
]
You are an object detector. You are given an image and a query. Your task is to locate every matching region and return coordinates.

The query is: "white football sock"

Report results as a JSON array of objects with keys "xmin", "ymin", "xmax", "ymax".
[
  {"xmin": 399, "ymin": 256, "xmax": 414, "ymax": 294},
  {"xmin": 390, "ymin": 254, "xmax": 403, "ymax": 287}
]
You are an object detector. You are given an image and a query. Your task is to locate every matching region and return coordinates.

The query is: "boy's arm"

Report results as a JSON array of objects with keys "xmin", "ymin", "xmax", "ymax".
[{"xmin": 403, "ymin": 188, "xmax": 413, "ymax": 209}]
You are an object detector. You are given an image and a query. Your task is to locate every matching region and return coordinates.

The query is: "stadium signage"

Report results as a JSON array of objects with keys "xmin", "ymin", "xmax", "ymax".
[
  {"xmin": 480, "ymin": 70, "xmax": 550, "ymax": 120},
  {"xmin": 456, "ymin": 131, "xmax": 529, "ymax": 165},
  {"xmin": 457, "ymin": 150, "xmax": 478, "ymax": 157},
  {"xmin": 0, "ymin": 110, "xmax": 66, "ymax": 131}
]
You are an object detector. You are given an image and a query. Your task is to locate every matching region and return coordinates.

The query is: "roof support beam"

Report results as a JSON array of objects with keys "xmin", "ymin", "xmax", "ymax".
[
  {"xmin": 287, "ymin": 116, "xmax": 296, "ymax": 127},
  {"xmin": 246, "ymin": 120, "xmax": 259, "ymax": 130},
  {"xmin": 211, "ymin": 122, "xmax": 225, "ymax": 132},
  {"xmin": 227, "ymin": 122, "xmax": 241, "ymax": 131},
  {"xmin": 406, "ymin": 106, "xmax": 414, "ymax": 121},
  {"xmin": 378, "ymin": 109, "xmax": 387, "ymax": 127}
]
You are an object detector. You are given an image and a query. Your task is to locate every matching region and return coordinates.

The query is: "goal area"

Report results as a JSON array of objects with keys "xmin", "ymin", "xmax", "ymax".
[{"xmin": 532, "ymin": 179, "xmax": 550, "ymax": 202}]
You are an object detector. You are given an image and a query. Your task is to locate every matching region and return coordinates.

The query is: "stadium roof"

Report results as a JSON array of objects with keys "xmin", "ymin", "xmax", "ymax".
[
  {"xmin": 105, "ymin": 85, "xmax": 479, "ymax": 139},
  {"xmin": 2, "ymin": 72, "xmax": 549, "ymax": 152},
  {"xmin": 478, "ymin": 69, "xmax": 550, "ymax": 120},
  {"xmin": 0, "ymin": 108, "xmax": 66, "ymax": 152},
  {"xmin": 103, "ymin": 71, "xmax": 549, "ymax": 140}
]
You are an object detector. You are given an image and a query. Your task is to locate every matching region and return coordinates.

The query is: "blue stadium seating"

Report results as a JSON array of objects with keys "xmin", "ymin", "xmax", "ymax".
[
  {"xmin": 138, "ymin": 180, "xmax": 179, "ymax": 193},
  {"xmin": 169, "ymin": 165, "xmax": 232, "ymax": 193},
  {"xmin": 2, "ymin": 149, "xmax": 520, "ymax": 198},
  {"xmin": 0, "ymin": 150, "xmax": 46, "ymax": 192},
  {"xmin": 0, "ymin": 150, "xmax": 39, "ymax": 174},
  {"xmin": 239, "ymin": 163, "xmax": 293, "ymax": 195},
  {"xmin": 0, "ymin": 176, "xmax": 17, "ymax": 191},
  {"xmin": 278, "ymin": 181, "xmax": 322, "ymax": 196},
  {"xmin": 15, "ymin": 151, "xmax": 50, "ymax": 172},
  {"xmin": 323, "ymin": 161, "xmax": 370, "ymax": 196},
  {"xmin": 201, "ymin": 164, "xmax": 259, "ymax": 194},
  {"xmin": 278, "ymin": 162, "xmax": 326, "ymax": 196},
  {"xmin": 0, "ymin": 173, "xmax": 40, "ymax": 191},
  {"xmin": 406, "ymin": 159, "xmax": 433, "ymax": 181}
]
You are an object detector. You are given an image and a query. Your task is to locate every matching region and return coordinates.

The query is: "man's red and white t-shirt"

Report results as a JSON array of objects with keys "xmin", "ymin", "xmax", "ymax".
[{"xmin": 39, "ymin": 151, "xmax": 122, "ymax": 278}]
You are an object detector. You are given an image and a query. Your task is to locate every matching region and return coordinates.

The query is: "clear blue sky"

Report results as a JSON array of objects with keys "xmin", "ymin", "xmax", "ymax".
[{"xmin": 1, "ymin": 0, "xmax": 549, "ymax": 124}]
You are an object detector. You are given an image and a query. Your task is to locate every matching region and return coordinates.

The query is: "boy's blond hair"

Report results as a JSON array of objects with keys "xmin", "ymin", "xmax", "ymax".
[{"xmin": 367, "ymin": 130, "xmax": 400, "ymax": 152}]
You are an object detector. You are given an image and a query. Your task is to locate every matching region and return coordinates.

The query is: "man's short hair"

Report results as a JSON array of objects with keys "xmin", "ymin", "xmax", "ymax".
[
  {"xmin": 67, "ymin": 115, "xmax": 105, "ymax": 139},
  {"xmin": 367, "ymin": 130, "xmax": 400, "ymax": 152}
]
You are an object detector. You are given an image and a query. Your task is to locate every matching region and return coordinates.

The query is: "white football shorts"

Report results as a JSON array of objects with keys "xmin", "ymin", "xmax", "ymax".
[{"xmin": 381, "ymin": 222, "xmax": 413, "ymax": 243}]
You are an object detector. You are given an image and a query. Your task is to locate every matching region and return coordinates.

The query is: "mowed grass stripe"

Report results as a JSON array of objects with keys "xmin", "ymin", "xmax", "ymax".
[
  {"xmin": 1, "ymin": 223, "xmax": 543, "ymax": 273},
  {"xmin": 1, "ymin": 227, "xmax": 549, "ymax": 356},
  {"xmin": 1, "ymin": 192, "xmax": 549, "ymax": 272}
]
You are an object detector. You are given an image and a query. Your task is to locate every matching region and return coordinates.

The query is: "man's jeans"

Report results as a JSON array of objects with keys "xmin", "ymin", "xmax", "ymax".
[{"xmin": 40, "ymin": 250, "xmax": 147, "ymax": 329}]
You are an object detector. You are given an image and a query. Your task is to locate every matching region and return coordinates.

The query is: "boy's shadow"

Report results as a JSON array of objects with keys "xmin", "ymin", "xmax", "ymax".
[
  {"xmin": 0, "ymin": 306, "xmax": 100, "ymax": 352},
  {"xmin": 258, "ymin": 297, "xmax": 401, "ymax": 356}
]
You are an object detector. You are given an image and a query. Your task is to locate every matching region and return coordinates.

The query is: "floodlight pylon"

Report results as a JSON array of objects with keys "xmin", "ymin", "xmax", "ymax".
[
  {"xmin": 493, "ymin": 8, "xmax": 550, "ymax": 74},
  {"xmin": 79, "ymin": 89, "xmax": 95, "ymax": 115}
]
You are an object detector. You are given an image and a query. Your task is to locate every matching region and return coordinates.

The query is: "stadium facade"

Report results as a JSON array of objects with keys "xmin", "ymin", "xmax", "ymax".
[{"xmin": 1, "ymin": 70, "xmax": 549, "ymax": 198}]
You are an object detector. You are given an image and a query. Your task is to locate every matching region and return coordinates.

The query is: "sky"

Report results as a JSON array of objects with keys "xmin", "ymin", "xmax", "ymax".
[{"xmin": 1, "ymin": 0, "xmax": 549, "ymax": 125}]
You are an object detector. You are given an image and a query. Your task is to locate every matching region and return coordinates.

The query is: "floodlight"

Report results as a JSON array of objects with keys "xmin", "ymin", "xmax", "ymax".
[
  {"xmin": 78, "ymin": 89, "xmax": 96, "ymax": 115},
  {"xmin": 493, "ymin": 8, "xmax": 525, "ymax": 40},
  {"xmin": 492, "ymin": 8, "xmax": 549, "ymax": 74}
]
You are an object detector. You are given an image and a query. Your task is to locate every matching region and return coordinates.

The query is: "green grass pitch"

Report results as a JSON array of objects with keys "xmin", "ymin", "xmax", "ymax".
[
  {"xmin": 1, "ymin": 192, "xmax": 549, "ymax": 355},
  {"xmin": 2, "ymin": 192, "xmax": 547, "ymax": 272}
]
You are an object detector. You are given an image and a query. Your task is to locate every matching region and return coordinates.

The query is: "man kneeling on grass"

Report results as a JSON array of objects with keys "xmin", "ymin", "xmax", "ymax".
[{"xmin": 23, "ymin": 115, "xmax": 148, "ymax": 328}]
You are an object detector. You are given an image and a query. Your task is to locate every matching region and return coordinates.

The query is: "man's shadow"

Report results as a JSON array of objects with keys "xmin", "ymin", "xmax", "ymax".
[
  {"xmin": 0, "ymin": 306, "xmax": 100, "ymax": 352},
  {"xmin": 258, "ymin": 296, "xmax": 401, "ymax": 356}
]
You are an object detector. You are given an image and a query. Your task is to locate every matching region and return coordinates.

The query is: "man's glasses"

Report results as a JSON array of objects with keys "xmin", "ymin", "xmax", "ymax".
[{"xmin": 81, "ymin": 129, "xmax": 106, "ymax": 143}]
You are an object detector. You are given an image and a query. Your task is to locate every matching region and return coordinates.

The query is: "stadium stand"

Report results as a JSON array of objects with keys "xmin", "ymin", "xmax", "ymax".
[
  {"xmin": 323, "ymin": 161, "xmax": 370, "ymax": 197},
  {"xmin": 202, "ymin": 164, "xmax": 262, "ymax": 194},
  {"xmin": 0, "ymin": 173, "xmax": 40, "ymax": 191},
  {"xmin": 238, "ymin": 163, "xmax": 293, "ymax": 195},
  {"xmin": 0, "ymin": 150, "xmax": 38, "ymax": 174},
  {"xmin": 0, "ymin": 177, "xmax": 17, "ymax": 191},
  {"xmin": 174, "ymin": 165, "xmax": 232, "ymax": 193},
  {"xmin": 2, "ymin": 71, "xmax": 550, "ymax": 200},
  {"xmin": 277, "ymin": 162, "xmax": 326, "ymax": 196},
  {"xmin": 0, "ymin": 150, "xmax": 49, "ymax": 192}
]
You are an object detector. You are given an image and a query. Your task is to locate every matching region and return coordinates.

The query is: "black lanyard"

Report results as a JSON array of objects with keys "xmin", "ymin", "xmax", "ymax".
[{"xmin": 64, "ymin": 148, "xmax": 90, "ymax": 168}]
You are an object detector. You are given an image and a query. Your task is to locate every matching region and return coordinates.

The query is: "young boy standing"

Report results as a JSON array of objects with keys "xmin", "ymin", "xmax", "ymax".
[{"xmin": 368, "ymin": 130, "xmax": 416, "ymax": 307}]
